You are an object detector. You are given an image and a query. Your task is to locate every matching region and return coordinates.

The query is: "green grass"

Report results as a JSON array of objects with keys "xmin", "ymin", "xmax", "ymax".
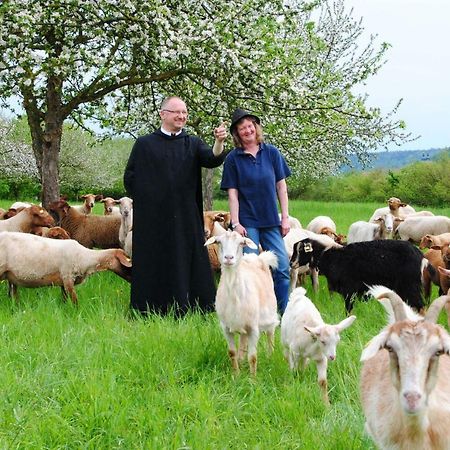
[{"xmin": 0, "ymin": 199, "xmax": 448, "ymax": 448}]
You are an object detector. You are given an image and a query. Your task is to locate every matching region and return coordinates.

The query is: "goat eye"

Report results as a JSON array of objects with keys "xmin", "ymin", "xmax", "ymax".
[
  {"xmin": 385, "ymin": 345, "xmax": 393, "ymax": 352},
  {"xmin": 435, "ymin": 349, "xmax": 444, "ymax": 357}
]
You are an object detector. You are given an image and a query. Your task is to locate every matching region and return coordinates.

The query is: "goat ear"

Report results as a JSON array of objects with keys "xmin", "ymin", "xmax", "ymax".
[
  {"xmin": 442, "ymin": 333, "xmax": 450, "ymax": 356},
  {"xmin": 243, "ymin": 237, "xmax": 258, "ymax": 249},
  {"xmin": 336, "ymin": 315, "xmax": 356, "ymax": 332},
  {"xmin": 360, "ymin": 330, "xmax": 388, "ymax": 361},
  {"xmin": 95, "ymin": 194, "xmax": 104, "ymax": 201},
  {"xmin": 204, "ymin": 236, "xmax": 217, "ymax": 246}
]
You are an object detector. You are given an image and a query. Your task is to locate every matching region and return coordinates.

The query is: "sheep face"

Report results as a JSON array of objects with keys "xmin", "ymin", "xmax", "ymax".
[
  {"xmin": 362, "ymin": 320, "xmax": 450, "ymax": 415},
  {"xmin": 205, "ymin": 230, "xmax": 257, "ymax": 267},
  {"xmin": 30, "ymin": 205, "xmax": 55, "ymax": 227},
  {"xmin": 117, "ymin": 197, "xmax": 133, "ymax": 217},
  {"xmin": 388, "ymin": 197, "xmax": 406, "ymax": 211}
]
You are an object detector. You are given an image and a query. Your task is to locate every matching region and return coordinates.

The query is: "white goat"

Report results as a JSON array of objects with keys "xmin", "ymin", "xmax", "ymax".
[
  {"xmin": 0, "ymin": 231, "xmax": 131, "ymax": 303},
  {"xmin": 281, "ymin": 287, "xmax": 356, "ymax": 404},
  {"xmin": 205, "ymin": 230, "xmax": 279, "ymax": 376},
  {"xmin": 360, "ymin": 287, "xmax": 450, "ymax": 450}
]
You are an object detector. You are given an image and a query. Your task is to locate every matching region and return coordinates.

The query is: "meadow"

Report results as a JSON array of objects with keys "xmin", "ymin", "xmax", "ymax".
[{"xmin": 0, "ymin": 199, "xmax": 448, "ymax": 449}]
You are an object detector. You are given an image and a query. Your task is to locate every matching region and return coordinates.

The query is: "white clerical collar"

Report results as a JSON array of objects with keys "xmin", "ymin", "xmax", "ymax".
[{"xmin": 161, "ymin": 127, "xmax": 182, "ymax": 136}]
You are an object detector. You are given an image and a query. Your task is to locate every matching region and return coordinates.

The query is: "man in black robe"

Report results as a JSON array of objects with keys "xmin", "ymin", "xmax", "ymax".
[{"xmin": 124, "ymin": 96, "xmax": 227, "ymax": 315}]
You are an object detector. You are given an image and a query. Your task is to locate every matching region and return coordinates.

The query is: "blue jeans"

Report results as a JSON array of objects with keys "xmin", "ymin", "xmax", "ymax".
[{"xmin": 244, "ymin": 226, "xmax": 290, "ymax": 314}]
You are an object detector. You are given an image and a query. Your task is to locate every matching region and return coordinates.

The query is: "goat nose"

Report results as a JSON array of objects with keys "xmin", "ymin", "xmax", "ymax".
[
  {"xmin": 403, "ymin": 391, "xmax": 421, "ymax": 408},
  {"xmin": 224, "ymin": 255, "xmax": 234, "ymax": 261},
  {"xmin": 328, "ymin": 355, "xmax": 336, "ymax": 361}
]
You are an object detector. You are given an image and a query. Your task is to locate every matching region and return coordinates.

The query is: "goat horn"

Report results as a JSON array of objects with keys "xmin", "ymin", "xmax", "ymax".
[
  {"xmin": 424, "ymin": 294, "xmax": 450, "ymax": 323},
  {"xmin": 383, "ymin": 291, "xmax": 408, "ymax": 322}
]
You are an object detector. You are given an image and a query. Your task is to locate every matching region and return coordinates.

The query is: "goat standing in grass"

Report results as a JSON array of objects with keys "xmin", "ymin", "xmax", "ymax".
[
  {"xmin": 205, "ymin": 230, "xmax": 279, "ymax": 376},
  {"xmin": 281, "ymin": 287, "xmax": 356, "ymax": 404},
  {"xmin": 360, "ymin": 287, "xmax": 450, "ymax": 450}
]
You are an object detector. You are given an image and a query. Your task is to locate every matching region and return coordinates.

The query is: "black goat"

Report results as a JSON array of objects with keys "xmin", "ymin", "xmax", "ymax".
[{"xmin": 290, "ymin": 238, "xmax": 429, "ymax": 312}]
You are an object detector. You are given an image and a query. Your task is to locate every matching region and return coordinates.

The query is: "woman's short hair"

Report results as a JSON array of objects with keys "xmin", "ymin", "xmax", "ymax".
[{"xmin": 231, "ymin": 119, "xmax": 264, "ymax": 147}]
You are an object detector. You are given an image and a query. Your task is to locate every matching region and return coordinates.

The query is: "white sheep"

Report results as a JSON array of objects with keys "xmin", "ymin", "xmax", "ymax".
[
  {"xmin": 205, "ymin": 230, "xmax": 279, "ymax": 376},
  {"xmin": 0, "ymin": 231, "xmax": 131, "ymax": 303},
  {"xmin": 0, "ymin": 205, "xmax": 54, "ymax": 232},
  {"xmin": 360, "ymin": 287, "xmax": 450, "ymax": 450},
  {"xmin": 347, "ymin": 212, "xmax": 394, "ymax": 243},
  {"xmin": 72, "ymin": 193, "xmax": 103, "ymax": 215},
  {"xmin": 281, "ymin": 287, "xmax": 356, "ymax": 404},
  {"xmin": 369, "ymin": 197, "xmax": 416, "ymax": 223},
  {"xmin": 114, "ymin": 196, "xmax": 133, "ymax": 248},
  {"xmin": 395, "ymin": 215, "xmax": 450, "ymax": 243}
]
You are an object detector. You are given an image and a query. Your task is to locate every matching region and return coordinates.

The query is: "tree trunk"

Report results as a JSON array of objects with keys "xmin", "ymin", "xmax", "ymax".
[
  {"xmin": 41, "ymin": 124, "xmax": 62, "ymax": 209},
  {"xmin": 203, "ymin": 168, "xmax": 214, "ymax": 210}
]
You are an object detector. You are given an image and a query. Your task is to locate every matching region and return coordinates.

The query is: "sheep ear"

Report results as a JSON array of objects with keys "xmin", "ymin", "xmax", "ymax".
[
  {"xmin": 243, "ymin": 238, "xmax": 258, "ymax": 249},
  {"xmin": 116, "ymin": 250, "xmax": 132, "ymax": 267},
  {"xmin": 430, "ymin": 244, "xmax": 441, "ymax": 251},
  {"xmin": 204, "ymin": 236, "xmax": 217, "ymax": 246},
  {"xmin": 360, "ymin": 330, "xmax": 388, "ymax": 361},
  {"xmin": 336, "ymin": 315, "xmax": 356, "ymax": 332}
]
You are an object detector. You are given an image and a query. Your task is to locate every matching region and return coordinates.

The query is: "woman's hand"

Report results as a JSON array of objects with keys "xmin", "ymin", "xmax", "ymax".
[{"xmin": 280, "ymin": 217, "xmax": 290, "ymax": 237}]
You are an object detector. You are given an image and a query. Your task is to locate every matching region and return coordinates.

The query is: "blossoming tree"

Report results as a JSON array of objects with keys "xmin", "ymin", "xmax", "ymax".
[{"xmin": 0, "ymin": 0, "xmax": 411, "ymax": 207}]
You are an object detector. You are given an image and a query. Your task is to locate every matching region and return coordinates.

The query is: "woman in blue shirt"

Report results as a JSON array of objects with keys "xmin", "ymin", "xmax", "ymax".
[{"xmin": 221, "ymin": 108, "xmax": 292, "ymax": 313}]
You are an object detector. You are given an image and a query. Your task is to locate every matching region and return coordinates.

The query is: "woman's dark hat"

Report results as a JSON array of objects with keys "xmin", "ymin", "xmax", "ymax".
[{"xmin": 229, "ymin": 108, "xmax": 260, "ymax": 133}]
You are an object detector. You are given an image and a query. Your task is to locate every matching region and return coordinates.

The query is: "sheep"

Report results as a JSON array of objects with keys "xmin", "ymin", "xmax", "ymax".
[
  {"xmin": 369, "ymin": 197, "xmax": 416, "ymax": 223},
  {"xmin": 114, "ymin": 197, "xmax": 133, "ymax": 248},
  {"xmin": 72, "ymin": 193, "xmax": 103, "ymax": 215},
  {"xmin": 0, "ymin": 205, "xmax": 54, "ymax": 233},
  {"xmin": 0, "ymin": 231, "xmax": 132, "ymax": 303},
  {"xmin": 205, "ymin": 230, "xmax": 279, "ymax": 376},
  {"xmin": 430, "ymin": 243, "xmax": 450, "ymax": 297},
  {"xmin": 306, "ymin": 215, "xmax": 344, "ymax": 244},
  {"xmin": 284, "ymin": 228, "xmax": 340, "ymax": 293},
  {"xmin": 203, "ymin": 210, "xmax": 231, "ymax": 239},
  {"xmin": 48, "ymin": 199, "xmax": 121, "ymax": 249},
  {"xmin": 347, "ymin": 213, "xmax": 394, "ymax": 243},
  {"xmin": 9, "ymin": 201, "xmax": 32, "ymax": 210},
  {"xmin": 101, "ymin": 197, "xmax": 121, "ymax": 216},
  {"xmin": 31, "ymin": 225, "xmax": 71, "ymax": 240},
  {"xmin": 290, "ymin": 237, "xmax": 429, "ymax": 313},
  {"xmin": 422, "ymin": 249, "xmax": 446, "ymax": 301},
  {"xmin": 395, "ymin": 216, "xmax": 450, "ymax": 244},
  {"xmin": 360, "ymin": 287, "xmax": 450, "ymax": 450},
  {"xmin": 281, "ymin": 287, "xmax": 356, "ymax": 405},
  {"xmin": 419, "ymin": 232, "xmax": 450, "ymax": 250}
]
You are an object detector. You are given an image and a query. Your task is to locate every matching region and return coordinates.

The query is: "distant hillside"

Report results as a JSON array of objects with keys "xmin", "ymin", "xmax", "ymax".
[{"xmin": 341, "ymin": 148, "xmax": 449, "ymax": 172}]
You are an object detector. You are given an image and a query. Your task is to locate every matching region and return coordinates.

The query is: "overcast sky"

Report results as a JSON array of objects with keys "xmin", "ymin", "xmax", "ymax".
[{"xmin": 345, "ymin": 0, "xmax": 450, "ymax": 151}]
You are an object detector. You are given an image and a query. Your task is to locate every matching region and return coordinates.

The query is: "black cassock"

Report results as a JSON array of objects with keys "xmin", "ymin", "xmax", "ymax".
[{"xmin": 124, "ymin": 129, "xmax": 225, "ymax": 315}]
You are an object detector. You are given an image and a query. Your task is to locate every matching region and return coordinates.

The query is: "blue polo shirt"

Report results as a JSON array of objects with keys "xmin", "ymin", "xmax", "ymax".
[{"xmin": 220, "ymin": 143, "xmax": 291, "ymax": 228}]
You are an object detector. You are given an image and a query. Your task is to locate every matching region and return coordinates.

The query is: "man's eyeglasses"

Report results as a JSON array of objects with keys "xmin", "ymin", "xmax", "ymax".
[{"xmin": 162, "ymin": 109, "xmax": 188, "ymax": 116}]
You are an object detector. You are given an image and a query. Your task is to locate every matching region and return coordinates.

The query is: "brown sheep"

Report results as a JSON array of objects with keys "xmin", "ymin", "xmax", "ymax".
[{"xmin": 48, "ymin": 199, "xmax": 121, "ymax": 249}]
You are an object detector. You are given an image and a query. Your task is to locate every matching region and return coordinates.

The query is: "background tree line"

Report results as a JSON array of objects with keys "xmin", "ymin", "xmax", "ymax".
[{"xmin": 1, "ymin": 116, "xmax": 448, "ymax": 207}]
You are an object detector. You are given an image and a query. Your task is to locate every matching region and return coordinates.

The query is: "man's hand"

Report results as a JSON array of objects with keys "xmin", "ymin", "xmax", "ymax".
[{"xmin": 214, "ymin": 122, "xmax": 228, "ymax": 142}]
